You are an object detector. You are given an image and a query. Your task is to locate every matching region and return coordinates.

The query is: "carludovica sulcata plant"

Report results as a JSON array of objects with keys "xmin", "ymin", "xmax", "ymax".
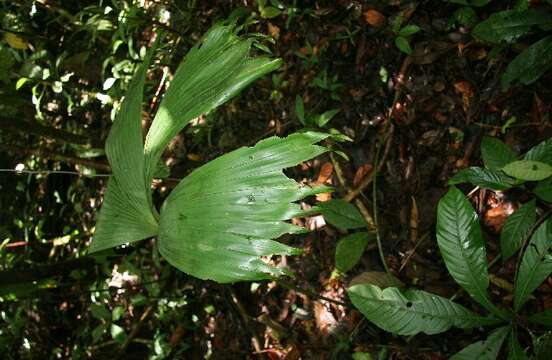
[
  {"xmin": 347, "ymin": 136, "xmax": 552, "ymax": 359},
  {"xmin": 90, "ymin": 21, "xmax": 333, "ymax": 283}
]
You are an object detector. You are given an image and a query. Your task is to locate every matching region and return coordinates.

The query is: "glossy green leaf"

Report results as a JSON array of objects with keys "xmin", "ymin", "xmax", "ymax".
[
  {"xmin": 451, "ymin": 325, "xmax": 510, "ymax": 360},
  {"xmin": 348, "ymin": 284, "xmax": 497, "ymax": 336},
  {"xmin": 157, "ymin": 132, "xmax": 330, "ymax": 283},
  {"xmin": 514, "ymin": 218, "xmax": 552, "ymax": 311},
  {"xmin": 437, "ymin": 186, "xmax": 502, "ymax": 316},
  {"xmin": 524, "ymin": 138, "xmax": 552, "ymax": 166},
  {"xmin": 316, "ymin": 109, "xmax": 340, "ymax": 127},
  {"xmin": 528, "ymin": 308, "xmax": 552, "ymax": 329},
  {"xmin": 398, "ymin": 25, "xmax": 421, "ymax": 37},
  {"xmin": 395, "ymin": 36, "xmax": 412, "ymax": 54},
  {"xmin": 261, "ymin": 6, "xmax": 282, "ymax": 19},
  {"xmin": 470, "ymin": 0, "xmax": 492, "ymax": 6},
  {"xmin": 143, "ymin": 23, "xmax": 282, "ymax": 187},
  {"xmin": 472, "ymin": 10, "xmax": 552, "ymax": 43},
  {"xmin": 91, "ymin": 48, "xmax": 158, "ymax": 252},
  {"xmin": 335, "ymin": 232, "xmax": 375, "ymax": 273},
  {"xmin": 481, "ymin": 136, "xmax": 517, "ymax": 170},
  {"xmin": 319, "ymin": 199, "xmax": 366, "ymax": 230},
  {"xmin": 448, "ymin": 167, "xmax": 520, "ymax": 190},
  {"xmin": 508, "ymin": 328, "xmax": 529, "ymax": 360},
  {"xmin": 502, "ymin": 35, "xmax": 552, "ymax": 89},
  {"xmin": 501, "ymin": 199, "xmax": 536, "ymax": 261},
  {"xmin": 534, "ymin": 177, "xmax": 552, "ymax": 202},
  {"xmin": 502, "ymin": 160, "xmax": 552, "ymax": 181}
]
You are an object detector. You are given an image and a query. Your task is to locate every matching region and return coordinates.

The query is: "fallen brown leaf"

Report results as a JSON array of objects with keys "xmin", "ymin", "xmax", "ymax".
[{"xmin": 363, "ymin": 9, "xmax": 387, "ymax": 28}]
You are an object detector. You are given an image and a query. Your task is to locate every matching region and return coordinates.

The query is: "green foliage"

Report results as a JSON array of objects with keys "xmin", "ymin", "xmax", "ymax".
[
  {"xmin": 318, "ymin": 199, "xmax": 366, "ymax": 230},
  {"xmin": 392, "ymin": 18, "xmax": 421, "ymax": 55},
  {"xmin": 91, "ymin": 22, "xmax": 331, "ymax": 283},
  {"xmin": 503, "ymin": 160, "xmax": 552, "ymax": 181},
  {"xmin": 450, "ymin": 326, "xmax": 510, "ymax": 360},
  {"xmin": 348, "ymin": 283, "xmax": 497, "ymax": 336},
  {"xmin": 514, "ymin": 218, "xmax": 552, "ymax": 311},
  {"xmin": 437, "ymin": 186, "xmax": 502, "ymax": 316},
  {"xmin": 335, "ymin": 232, "xmax": 375, "ymax": 273},
  {"xmin": 472, "ymin": 8, "xmax": 552, "ymax": 89},
  {"xmin": 449, "ymin": 167, "xmax": 518, "ymax": 190},
  {"xmin": 500, "ymin": 199, "xmax": 536, "ymax": 261},
  {"xmin": 481, "ymin": 136, "xmax": 517, "ymax": 170},
  {"xmin": 348, "ymin": 135, "xmax": 552, "ymax": 358},
  {"xmin": 157, "ymin": 132, "xmax": 330, "ymax": 282}
]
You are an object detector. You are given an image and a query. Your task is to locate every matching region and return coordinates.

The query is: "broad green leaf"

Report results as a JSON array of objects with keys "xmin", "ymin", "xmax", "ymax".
[
  {"xmin": 335, "ymin": 232, "xmax": 375, "ymax": 273},
  {"xmin": 144, "ymin": 23, "xmax": 282, "ymax": 187},
  {"xmin": 534, "ymin": 177, "xmax": 552, "ymax": 202},
  {"xmin": 481, "ymin": 136, "xmax": 517, "ymax": 170},
  {"xmin": 91, "ymin": 47, "xmax": 158, "ymax": 252},
  {"xmin": 449, "ymin": 167, "xmax": 519, "ymax": 190},
  {"xmin": 472, "ymin": 10, "xmax": 552, "ymax": 44},
  {"xmin": 528, "ymin": 308, "xmax": 552, "ymax": 329},
  {"xmin": 90, "ymin": 304, "xmax": 111, "ymax": 320},
  {"xmin": 502, "ymin": 35, "xmax": 552, "ymax": 89},
  {"xmin": 395, "ymin": 36, "xmax": 412, "ymax": 54},
  {"xmin": 437, "ymin": 187, "xmax": 502, "ymax": 316},
  {"xmin": 507, "ymin": 328, "xmax": 529, "ymax": 360},
  {"xmin": 348, "ymin": 284, "xmax": 497, "ymax": 336},
  {"xmin": 398, "ymin": 25, "xmax": 421, "ymax": 37},
  {"xmin": 261, "ymin": 6, "xmax": 282, "ymax": 19},
  {"xmin": 500, "ymin": 200, "xmax": 536, "ymax": 261},
  {"xmin": 316, "ymin": 109, "xmax": 340, "ymax": 127},
  {"xmin": 451, "ymin": 325, "xmax": 510, "ymax": 360},
  {"xmin": 157, "ymin": 132, "xmax": 330, "ymax": 283},
  {"xmin": 110, "ymin": 323, "xmax": 127, "ymax": 343},
  {"xmin": 319, "ymin": 199, "xmax": 366, "ymax": 230},
  {"xmin": 514, "ymin": 218, "xmax": 552, "ymax": 311},
  {"xmin": 524, "ymin": 138, "xmax": 552, "ymax": 166},
  {"xmin": 502, "ymin": 160, "xmax": 552, "ymax": 181}
]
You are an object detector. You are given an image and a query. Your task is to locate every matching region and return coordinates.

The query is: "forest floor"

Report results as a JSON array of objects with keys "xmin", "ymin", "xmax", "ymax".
[{"xmin": 1, "ymin": 1, "xmax": 552, "ymax": 359}]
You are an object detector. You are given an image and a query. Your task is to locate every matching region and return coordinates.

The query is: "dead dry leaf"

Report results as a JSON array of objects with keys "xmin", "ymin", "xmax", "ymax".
[{"xmin": 363, "ymin": 9, "xmax": 387, "ymax": 28}]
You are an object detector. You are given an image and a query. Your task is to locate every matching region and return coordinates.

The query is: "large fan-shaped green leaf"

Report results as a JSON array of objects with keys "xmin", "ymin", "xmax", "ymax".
[
  {"xmin": 143, "ymin": 23, "xmax": 282, "ymax": 185},
  {"xmin": 514, "ymin": 218, "xmax": 552, "ymax": 311},
  {"xmin": 347, "ymin": 284, "xmax": 498, "ymax": 336},
  {"xmin": 157, "ymin": 132, "xmax": 331, "ymax": 283},
  {"xmin": 91, "ymin": 49, "xmax": 158, "ymax": 252},
  {"xmin": 436, "ymin": 186, "xmax": 502, "ymax": 317},
  {"xmin": 450, "ymin": 325, "xmax": 510, "ymax": 360},
  {"xmin": 501, "ymin": 199, "xmax": 536, "ymax": 261}
]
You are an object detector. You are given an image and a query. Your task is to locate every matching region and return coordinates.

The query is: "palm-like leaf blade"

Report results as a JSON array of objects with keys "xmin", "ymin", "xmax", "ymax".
[
  {"xmin": 144, "ymin": 23, "xmax": 281, "ymax": 184},
  {"xmin": 91, "ymin": 50, "xmax": 158, "ymax": 252},
  {"xmin": 157, "ymin": 132, "xmax": 330, "ymax": 283}
]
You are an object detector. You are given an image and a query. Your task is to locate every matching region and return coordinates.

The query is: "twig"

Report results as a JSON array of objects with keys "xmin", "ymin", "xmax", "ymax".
[{"xmin": 117, "ymin": 305, "xmax": 154, "ymax": 358}]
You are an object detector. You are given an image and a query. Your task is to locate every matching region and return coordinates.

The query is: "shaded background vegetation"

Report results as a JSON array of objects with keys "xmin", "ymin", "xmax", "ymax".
[{"xmin": 1, "ymin": 0, "xmax": 551, "ymax": 359}]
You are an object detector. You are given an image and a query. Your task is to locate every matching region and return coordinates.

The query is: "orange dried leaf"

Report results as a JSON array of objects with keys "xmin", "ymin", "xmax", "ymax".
[
  {"xmin": 353, "ymin": 164, "xmax": 373, "ymax": 187},
  {"xmin": 316, "ymin": 162, "xmax": 334, "ymax": 184},
  {"xmin": 454, "ymin": 80, "xmax": 474, "ymax": 111},
  {"xmin": 363, "ymin": 10, "xmax": 387, "ymax": 28}
]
